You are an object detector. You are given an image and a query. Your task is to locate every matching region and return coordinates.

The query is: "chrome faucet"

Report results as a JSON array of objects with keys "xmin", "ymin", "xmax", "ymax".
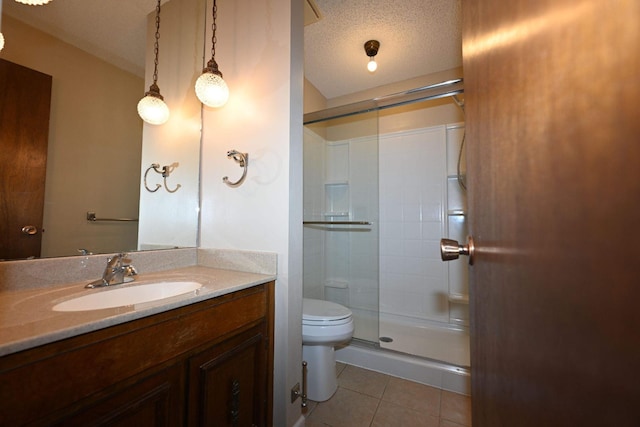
[{"xmin": 86, "ymin": 253, "xmax": 137, "ymax": 288}]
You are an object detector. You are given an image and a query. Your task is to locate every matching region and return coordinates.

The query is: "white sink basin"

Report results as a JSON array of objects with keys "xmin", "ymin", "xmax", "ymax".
[{"xmin": 52, "ymin": 281, "xmax": 203, "ymax": 312}]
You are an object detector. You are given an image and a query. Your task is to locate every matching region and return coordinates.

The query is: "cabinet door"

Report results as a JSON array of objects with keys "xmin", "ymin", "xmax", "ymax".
[
  {"xmin": 58, "ymin": 364, "xmax": 184, "ymax": 427},
  {"xmin": 189, "ymin": 325, "xmax": 267, "ymax": 427}
]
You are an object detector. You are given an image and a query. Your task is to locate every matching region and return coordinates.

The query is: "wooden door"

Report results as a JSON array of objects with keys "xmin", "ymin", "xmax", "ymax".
[
  {"xmin": 0, "ymin": 59, "xmax": 52, "ymax": 260},
  {"xmin": 463, "ymin": 0, "xmax": 640, "ymax": 425}
]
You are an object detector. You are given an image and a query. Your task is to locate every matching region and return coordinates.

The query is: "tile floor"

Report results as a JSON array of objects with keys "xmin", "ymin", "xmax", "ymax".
[{"xmin": 303, "ymin": 363, "xmax": 471, "ymax": 427}]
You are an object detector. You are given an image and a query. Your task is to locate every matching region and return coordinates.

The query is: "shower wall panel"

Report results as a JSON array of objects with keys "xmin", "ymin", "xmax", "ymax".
[
  {"xmin": 379, "ymin": 125, "xmax": 449, "ymax": 323},
  {"xmin": 445, "ymin": 124, "xmax": 469, "ymax": 326}
]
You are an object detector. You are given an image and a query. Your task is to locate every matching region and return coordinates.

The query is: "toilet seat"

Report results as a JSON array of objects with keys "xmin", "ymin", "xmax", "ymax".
[{"xmin": 302, "ymin": 298, "xmax": 352, "ymax": 326}]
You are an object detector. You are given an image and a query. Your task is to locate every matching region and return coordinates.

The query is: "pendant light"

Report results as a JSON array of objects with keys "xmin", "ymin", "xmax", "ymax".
[
  {"xmin": 14, "ymin": 0, "xmax": 53, "ymax": 5},
  {"xmin": 0, "ymin": 0, "xmax": 4, "ymax": 52},
  {"xmin": 195, "ymin": 0, "xmax": 229, "ymax": 108},
  {"xmin": 137, "ymin": 0, "xmax": 170, "ymax": 125},
  {"xmin": 364, "ymin": 40, "xmax": 380, "ymax": 73}
]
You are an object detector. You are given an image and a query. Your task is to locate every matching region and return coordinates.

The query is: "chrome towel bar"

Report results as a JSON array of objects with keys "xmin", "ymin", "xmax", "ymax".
[
  {"xmin": 86, "ymin": 212, "xmax": 138, "ymax": 222},
  {"xmin": 303, "ymin": 220, "xmax": 371, "ymax": 225}
]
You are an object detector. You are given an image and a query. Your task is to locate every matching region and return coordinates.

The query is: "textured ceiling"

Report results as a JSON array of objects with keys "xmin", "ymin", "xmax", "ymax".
[
  {"xmin": 2, "ymin": 0, "xmax": 462, "ymax": 99},
  {"xmin": 305, "ymin": 0, "xmax": 462, "ymax": 99}
]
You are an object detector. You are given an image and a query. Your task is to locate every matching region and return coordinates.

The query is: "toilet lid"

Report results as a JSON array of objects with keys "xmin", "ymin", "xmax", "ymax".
[{"xmin": 302, "ymin": 298, "xmax": 352, "ymax": 322}]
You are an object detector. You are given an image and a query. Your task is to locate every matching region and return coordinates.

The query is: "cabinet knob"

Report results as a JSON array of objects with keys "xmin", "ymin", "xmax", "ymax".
[{"xmin": 440, "ymin": 236, "xmax": 475, "ymax": 265}]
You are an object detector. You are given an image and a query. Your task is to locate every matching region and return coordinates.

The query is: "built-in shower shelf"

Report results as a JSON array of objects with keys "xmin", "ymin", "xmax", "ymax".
[
  {"xmin": 449, "ymin": 317, "xmax": 470, "ymax": 327},
  {"xmin": 325, "ymin": 279, "xmax": 349, "ymax": 289},
  {"xmin": 323, "ymin": 212, "xmax": 349, "ymax": 217},
  {"xmin": 448, "ymin": 293, "xmax": 469, "ymax": 304},
  {"xmin": 447, "ymin": 209, "xmax": 467, "ymax": 216},
  {"xmin": 325, "ymin": 180, "xmax": 349, "ymax": 186}
]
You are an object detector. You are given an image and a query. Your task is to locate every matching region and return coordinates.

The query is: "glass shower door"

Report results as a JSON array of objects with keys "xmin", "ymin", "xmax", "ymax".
[{"xmin": 303, "ymin": 111, "xmax": 379, "ymax": 343}]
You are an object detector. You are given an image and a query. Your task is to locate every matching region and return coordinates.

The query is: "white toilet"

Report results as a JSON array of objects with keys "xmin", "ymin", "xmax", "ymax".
[{"xmin": 302, "ymin": 298, "xmax": 354, "ymax": 401}]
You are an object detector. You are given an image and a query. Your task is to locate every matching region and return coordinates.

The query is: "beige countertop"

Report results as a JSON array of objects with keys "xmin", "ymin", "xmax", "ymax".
[{"xmin": 0, "ymin": 266, "xmax": 275, "ymax": 357}]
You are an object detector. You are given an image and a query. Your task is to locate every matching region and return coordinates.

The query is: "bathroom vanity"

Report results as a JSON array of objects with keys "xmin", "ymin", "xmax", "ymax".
[{"xmin": 0, "ymin": 261, "xmax": 275, "ymax": 426}]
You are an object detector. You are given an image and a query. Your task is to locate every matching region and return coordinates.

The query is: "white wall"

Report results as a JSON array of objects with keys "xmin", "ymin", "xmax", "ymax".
[
  {"xmin": 198, "ymin": 0, "xmax": 303, "ymax": 426},
  {"xmin": 138, "ymin": 0, "xmax": 204, "ymax": 250}
]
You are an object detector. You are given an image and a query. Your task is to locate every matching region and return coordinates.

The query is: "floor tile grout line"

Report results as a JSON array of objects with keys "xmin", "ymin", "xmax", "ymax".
[
  {"xmin": 306, "ymin": 363, "xmax": 471, "ymax": 427},
  {"xmin": 368, "ymin": 389, "xmax": 383, "ymax": 427}
]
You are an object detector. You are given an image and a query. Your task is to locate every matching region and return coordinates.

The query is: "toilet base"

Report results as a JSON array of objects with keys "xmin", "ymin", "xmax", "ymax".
[{"xmin": 302, "ymin": 344, "xmax": 338, "ymax": 402}]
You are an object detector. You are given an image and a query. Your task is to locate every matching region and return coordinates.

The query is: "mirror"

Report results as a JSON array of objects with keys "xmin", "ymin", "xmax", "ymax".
[{"xmin": 0, "ymin": 0, "xmax": 202, "ymax": 261}]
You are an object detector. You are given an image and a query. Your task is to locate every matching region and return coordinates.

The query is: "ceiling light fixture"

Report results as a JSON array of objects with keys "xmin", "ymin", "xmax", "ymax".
[
  {"xmin": 137, "ymin": 0, "xmax": 170, "ymax": 125},
  {"xmin": 364, "ymin": 40, "xmax": 380, "ymax": 73},
  {"xmin": 14, "ymin": 0, "xmax": 53, "ymax": 5},
  {"xmin": 195, "ymin": 0, "xmax": 229, "ymax": 108}
]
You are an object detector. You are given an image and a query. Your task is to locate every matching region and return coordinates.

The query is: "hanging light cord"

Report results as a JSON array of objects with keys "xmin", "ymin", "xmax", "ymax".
[
  {"xmin": 210, "ymin": 0, "xmax": 217, "ymax": 60},
  {"xmin": 151, "ymin": 1, "xmax": 161, "ymax": 88},
  {"xmin": 203, "ymin": 0, "xmax": 222, "ymax": 76}
]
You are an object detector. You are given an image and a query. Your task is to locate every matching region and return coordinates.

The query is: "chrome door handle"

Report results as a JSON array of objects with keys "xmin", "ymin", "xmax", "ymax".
[
  {"xmin": 21, "ymin": 225, "xmax": 38, "ymax": 235},
  {"xmin": 440, "ymin": 236, "xmax": 475, "ymax": 265}
]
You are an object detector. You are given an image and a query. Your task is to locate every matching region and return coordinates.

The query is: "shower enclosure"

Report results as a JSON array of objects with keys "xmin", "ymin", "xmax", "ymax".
[
  {"xmin": 303, "ymin": 79, "xmax": 470, "ymax": 380},
  {"xmin": 303, "ymin": 110, "xmax": 381, "ymax": 343}
]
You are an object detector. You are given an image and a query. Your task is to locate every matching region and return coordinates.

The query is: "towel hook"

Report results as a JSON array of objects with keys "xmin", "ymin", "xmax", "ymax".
[
  {"xmin": 222, "ymin": 150, "xmax": 249, "ymax": 187},
  {"xmin": 144, "ymin": 162, "xmax": 181, "ymax": 193},
  {"xmin": 160, "ymin": 163, "xmax": 181, "ymax": 193},
  {"xmin": 144, "ymin": 163, "xmax": 162, "ymax": 192}
]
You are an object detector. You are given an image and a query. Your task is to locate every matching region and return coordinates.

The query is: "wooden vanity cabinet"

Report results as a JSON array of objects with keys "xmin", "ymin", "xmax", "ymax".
[
  {"xmin": 188, "ymin": 324, "xmax": 268, "ymax": 426},
  {"xmin": 0, "ymin": 281, "xmax": 274, "ymax": 427}
]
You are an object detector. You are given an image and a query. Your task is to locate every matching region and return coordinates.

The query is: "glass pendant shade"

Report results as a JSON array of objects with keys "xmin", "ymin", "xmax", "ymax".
[
  {"xmin": 195, "ymin": 67, "xmax": 229, "ymax": 108},
  {"xmin": 137, "ymin": 85, "xmax": 170, "ymax": 125},
  {"xmin": 196, "ymin": 0, "xmax": 228, "ymax": 108},
  {"xmin": 137, "ymin": 0, "xmax": 169, "ymax": 125},
  {"xmin": 15, "ymin": 0, "xmax": 52, "ymax": 5}
]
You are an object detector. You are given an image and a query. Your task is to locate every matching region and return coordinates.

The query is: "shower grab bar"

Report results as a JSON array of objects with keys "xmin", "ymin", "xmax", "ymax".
[
  {"xmin": 303, "ymin": 220, "xmax": 371, "ymax": 225},
  {"xmin": 86, "ymin": 212, "xmax": 138, "ymax": 222}
]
